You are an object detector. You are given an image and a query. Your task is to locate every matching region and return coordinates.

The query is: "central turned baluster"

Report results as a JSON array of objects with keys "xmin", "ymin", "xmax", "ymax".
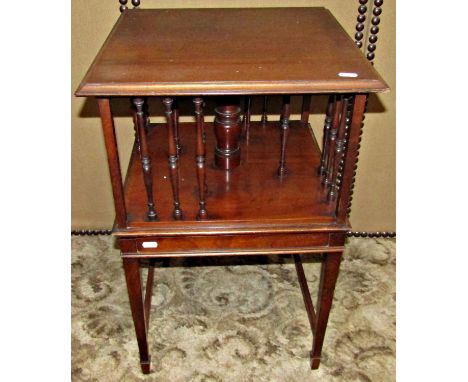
[
  {"xmin": 214, "ymin": 98, "xmax": 242, "ymax": 170},
  {"xmin": 278, "ymin": 95, "xmax": 291, "ymax": 176},
  {"xmin": 133, "ymin": 98, "xmax": 157, "ymax": 221},
  {"xmin": 193, "ymin": 97, "xmax": 208, "ymax": 219},
  {"xmin": 163, "ymin": 98, "xmax": 183, "ymax": 220}
]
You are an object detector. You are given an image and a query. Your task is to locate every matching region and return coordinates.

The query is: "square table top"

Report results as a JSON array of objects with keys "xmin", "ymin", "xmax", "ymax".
[{"xmin": 75, "ymin": 7, "xmax": 389, "ymax": 96}]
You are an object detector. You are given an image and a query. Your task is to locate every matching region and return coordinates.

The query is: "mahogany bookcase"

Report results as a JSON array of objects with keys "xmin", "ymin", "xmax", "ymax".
[{"xmin": 75, "ymin": 6, "xmax": 388, "ymax": 374}]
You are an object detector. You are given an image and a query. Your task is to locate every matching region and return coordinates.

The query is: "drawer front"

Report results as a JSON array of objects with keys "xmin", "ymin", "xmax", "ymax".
[{"xmin": 132, "ymin": 233, "xmax": 329, "ymax": 255}]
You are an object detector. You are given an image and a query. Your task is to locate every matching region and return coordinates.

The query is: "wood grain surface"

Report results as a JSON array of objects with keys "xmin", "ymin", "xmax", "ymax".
[
  {"xmin": 76, "ymin": 8, "xmax": 389, "ymax": 96},
  {"xmin": 118, "ymin": 120, "xmax": 350, "ymax": 236}
]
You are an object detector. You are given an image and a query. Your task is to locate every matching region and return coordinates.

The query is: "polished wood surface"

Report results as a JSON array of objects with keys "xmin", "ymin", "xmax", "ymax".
[
  {"xmin": 126, "ymin": 232, "xmax": 333, "ymax": 257},
  {"xmin": 75, "ymin": 8, "xmax": 388, "ymax": 96},
  {"xmin": 121, "ymin": 120, "xmax": 341, "ymax": 234},
  {"xmin": 213, "ymin": 100, "xmax": 242, "ymax": 170}
]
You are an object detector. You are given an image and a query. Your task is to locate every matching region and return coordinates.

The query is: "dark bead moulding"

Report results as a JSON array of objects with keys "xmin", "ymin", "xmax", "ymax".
[{"xmin": 71, "ymin": 229, "xmax": 396, "ymax": 238}]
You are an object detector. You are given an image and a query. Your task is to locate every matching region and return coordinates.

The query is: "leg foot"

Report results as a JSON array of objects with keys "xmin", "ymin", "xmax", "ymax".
[
  {"xmin": 140, "ymin": 358, "xmax": 151, "ymax": 374},
  {"xmin": 309, "ymin": 252, "xmax": 342, "ymax": 369},
  {"xmin": 123, "ymin": 257, "xmax": 151, "ymax": 375},
  {"xmin": 310, "ymin": 354, "xmax": 321, "ymax": 369}
]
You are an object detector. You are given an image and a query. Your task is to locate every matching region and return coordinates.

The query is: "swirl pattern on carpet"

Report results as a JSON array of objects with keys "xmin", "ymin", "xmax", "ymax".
[{"xmin": 72, "ymin": 236, "xmax": 395, "ymax": 381}]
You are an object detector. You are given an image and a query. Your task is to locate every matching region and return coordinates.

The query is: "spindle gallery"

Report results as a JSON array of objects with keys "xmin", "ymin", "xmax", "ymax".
[{"xmin": 75, "ymin": 2, "xmax": 388, "ymax": 375}]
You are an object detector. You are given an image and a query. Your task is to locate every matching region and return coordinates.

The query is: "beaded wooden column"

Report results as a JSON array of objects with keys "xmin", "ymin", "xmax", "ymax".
[
  {"xmin": 345, "ymin": 99, "xmax": 365, "ymax": 216},
  {"xmin": 336, "ymin": 94, "xmax": 368, "ymax": 222},
  {"xmin": 133, "ymin": 98, "xmax": 158, "ymax": 221},
  {"xmin": 193, "ymin": 97, "xmax": 208, "ymax": 220},
  {"xmin": 278, "ymin": 95, "xmax": 291, "ymax": 176},
  {"xmin": 323, "ymin": 96, "xmax": 343, "ymax": 186},
  {"xmin": 328, "ymin": 96, "xmax": 351, "ymax": 201},
  {"xmin": 261, "ymin": 96, "xmax": 268, "ymax": 125},
  {"xmin": 318, "ymin": 96, "xmax": 335, "ymax": 178},
  {"xmin": 339, "ymin": 97, "xmax": 355, "ymax": 193},
  {"xmin": 163, "ymin": 98, "xmax": 183, "ymax": 220}
]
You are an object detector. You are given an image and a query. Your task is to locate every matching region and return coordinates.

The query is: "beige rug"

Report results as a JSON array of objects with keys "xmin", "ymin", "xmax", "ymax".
[{"xmin": 72, "ymin": 236, "xmax": 395, "ymax": 381}]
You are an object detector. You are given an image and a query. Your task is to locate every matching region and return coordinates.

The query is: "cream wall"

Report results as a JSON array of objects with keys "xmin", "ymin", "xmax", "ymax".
[{"xmin": 72, "ymin": 0, "xmax": 395, "ymax": 232}]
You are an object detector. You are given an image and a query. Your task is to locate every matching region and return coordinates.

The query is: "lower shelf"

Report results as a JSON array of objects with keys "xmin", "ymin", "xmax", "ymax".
[{"xmin": 120, "ymin": 120, "xmax": 347, "ymax": 236}]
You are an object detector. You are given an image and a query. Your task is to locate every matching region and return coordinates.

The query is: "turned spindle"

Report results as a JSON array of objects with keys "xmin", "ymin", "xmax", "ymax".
[
  {"xmin": 131, "ymin": 101, "xmax": 139, "ymax": 150},
  {"xmin": 193, "ymin": 98, "xmax": 208, "ymax": 220},
  {"xmin": 132, "ymin": 98, "xmax": 157, "ymax": 221},
  {"xmin": 324, "ymin": 96, "xmax": 343, "ymax": 186},
  {"xmin": 172, "ymin": 98, "xmax": 182, "ymax": 154},
  {"xmin": 163, "ymin": 98, "xmax": 183, "ymax": 220},
  {"xmin": 334, "ymin": 97, "xmax": 355, "ymax": 201},
  {"xmin": 328, "ymin": 97, "xmax": 350, "ymax": 201},
  {"xmin": 214, "ymin": 98, "xmax": 242, "ymax": 171},
  {"xmin": 261, "ymin": 96, "xmax": 268, "ymax": 125},
  {"xmin": 319, "ymin": 96, "xmax": 335, "ymax": 178},
  {"xmin": 301, "ymin": 95, "xmax": 312, "ymax": 124},
  {"xmin": 242, "ymin": 96, "xmax": 252, "ymax": 141},
  {"xmin": 143, "ymin": 97, "xmax": 150, "ymax": 132},
  {"xmin": 278, "ymin": 95, "xmax": 291, "ymax": 176},
  {"xmin": 366, "ymin": 0, "xmax": 383, "ymax": 62},
  {"xmin": 279, "ymin": 95, "xmax": 291, "ymax": 124},
  {"xmin": 131, "ymin": 98, "xmax": 149, "ymax": 146}
]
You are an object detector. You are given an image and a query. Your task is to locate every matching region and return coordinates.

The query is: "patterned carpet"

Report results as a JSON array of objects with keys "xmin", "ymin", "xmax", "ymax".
[{"xmin": 72, "ymin": 236, "xmax": 395, "ymax": 381}]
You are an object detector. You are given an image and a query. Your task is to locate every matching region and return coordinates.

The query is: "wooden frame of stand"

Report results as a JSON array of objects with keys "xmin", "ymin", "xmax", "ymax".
[{"xmin": 76, "ymin": 7, "xmax": 388, "ymax": 374}]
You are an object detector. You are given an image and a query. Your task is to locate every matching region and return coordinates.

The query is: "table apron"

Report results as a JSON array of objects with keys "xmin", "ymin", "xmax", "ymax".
[{"xmin": 118, "ymin": 233, "xmax": 345, "ymax": 257}]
